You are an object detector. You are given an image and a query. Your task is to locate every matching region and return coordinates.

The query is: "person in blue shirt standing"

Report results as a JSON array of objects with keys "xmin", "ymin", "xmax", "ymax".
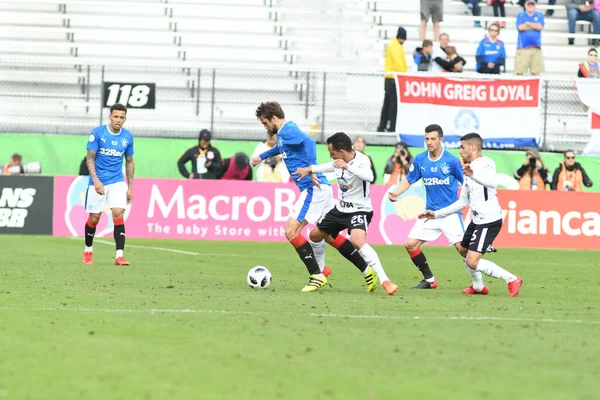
[
  {"xmin": 515, "ymin": 0, "xmax": 545, "ymax": 75},
  {"xmin": 388, "ymin": 124, "xmax": 486, "ymax": 292},
  {"xmin": 82, "ymin": 103, "xmax": 135, "ymax": 266},
  {"xmin": 251, "ymin": 102, "xmax": 370, "ymax": 292},
  {"xmin": 476, "ymin": 23, "xmax": 507, "ymax": 74}
]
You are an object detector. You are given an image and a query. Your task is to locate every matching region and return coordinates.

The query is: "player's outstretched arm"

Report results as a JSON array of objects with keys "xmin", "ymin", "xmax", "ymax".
[
  {"xmin": 126, "ymin": 155, "xmax": 134, "ymax": 203},
  {"xmin": 418, "ymin": 210, "xmax": 436, "ymax": 220},
  {"xmin": 433, "ymin": 192, "xmax": 469, "ymax": 219},
  {"xmin": 253, "ymin": 146, "xmax": 281, "ymax": 167},
  {"xmin": 86, "ymin": 149, "xmax": 104, "ymax": 195},
  {"xmin": 343, "ymin": 160, "xmax": 374, "ymax": 183},
  {"xmin": 387, "ymin": 178, "xmax": 411, "ymax": 202}
]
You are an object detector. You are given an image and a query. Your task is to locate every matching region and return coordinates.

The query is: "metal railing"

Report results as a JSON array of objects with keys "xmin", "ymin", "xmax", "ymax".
[{"xmin": 0, "ymin": 57, "xmax": 590, "ymax": 151}]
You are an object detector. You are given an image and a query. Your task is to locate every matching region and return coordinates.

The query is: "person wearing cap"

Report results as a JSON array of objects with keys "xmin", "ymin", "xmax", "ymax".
[
  {"xmin": 377, "ymin": 26, "xmax": 407, "ymax": 133},
  {"xmin": 515, "ymin": 0, "xmax": 545, "ymax": 76},
  {"xmin": 514, "ymin": 148, "xmax": 551, "ymax": 190},
  {"xmin": 566, "ymin": 0, "xmax": 600, "ymax": 46},
  {"xmin": 177, "ymin": 129, "xmax": 223, "ymax": 179},
  {"xmin": 419, "ymin": 0, "xmax": 443, "ymax": 42}
]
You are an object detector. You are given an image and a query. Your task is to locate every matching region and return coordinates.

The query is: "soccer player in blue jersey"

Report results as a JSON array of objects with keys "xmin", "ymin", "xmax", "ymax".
[
  {"xmin": 251, "ymin": 102, "xmax": 370, "ymax": 292},
  {"xmin": 388, "ymin": 124, "xmax": 485, "ymax": 292},
  {"xmin": 82, "ymin": 103, "xmax": 135, "ymax": 266}
]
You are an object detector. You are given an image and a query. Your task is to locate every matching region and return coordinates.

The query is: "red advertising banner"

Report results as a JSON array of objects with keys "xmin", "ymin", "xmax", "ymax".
[
  {"xmin": 397, "ymin": 75, "xmax": 540, "ymax": 108},
  {"xmin": 53, "ymin": 176, "xmax": 600, "ymax": 250}
]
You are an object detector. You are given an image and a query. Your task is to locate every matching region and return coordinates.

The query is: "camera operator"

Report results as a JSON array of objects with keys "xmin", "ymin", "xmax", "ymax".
[
  {"xmin": 384, "ymin": 142, "xmax": 413, "ymax": 185},
  {"xmin": 1, "ymin": 153, "xmax": 41, "ymax": 175},
  {"xmin": 251, "ymin": 132, "xmax": 289, "ymax": 183},
  {"xmin": 514, "ymin": 149, "xmax": 550, "ymax": 190},
  {"xmin": 551, "ymin": 150, "xmax": 593, "ymax": 192}
]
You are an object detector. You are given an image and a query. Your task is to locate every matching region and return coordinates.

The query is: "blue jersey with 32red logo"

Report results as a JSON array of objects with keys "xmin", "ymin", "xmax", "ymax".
[
  {"xmin": 86, "ymin": 124, "xmax": 134, "ymax": 186},
  {"xmin": 406, "ymin": 150, "xmax": 463, "ymax": 211}
]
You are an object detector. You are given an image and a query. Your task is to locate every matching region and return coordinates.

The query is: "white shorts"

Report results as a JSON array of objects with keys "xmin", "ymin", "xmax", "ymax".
[
  {"xmin": 408, "ymin": 213, "xmax": 465, "ymax": 245},
  {"xmin": 292, "ymin": 185, "xmax": 334, "ymax": 224},
  {"xmin": 85, "ymin": 181, "xmax": 128, "ymax": 213}
]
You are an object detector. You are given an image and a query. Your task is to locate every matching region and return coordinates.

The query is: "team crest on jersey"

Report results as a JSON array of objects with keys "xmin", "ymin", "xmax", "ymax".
[
  {"xmin": 121, "ymin": 138, "xmax": 128, "ymax": 148},
  {"xmin": 338, "ymin": 177, "xmax": 352, "ymax": 192},
  {"xmin": 441, "ymin": 163, "xmax": 451, "ymax": 175},
  {"xmin": 111, "ymin": 140, "xmax": 118, "ymax": 146}
]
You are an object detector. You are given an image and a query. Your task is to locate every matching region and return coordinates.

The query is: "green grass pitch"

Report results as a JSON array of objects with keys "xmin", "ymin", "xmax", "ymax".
[{"xmin": 0, "ymin": 235, "xmax": 598, "ymax": 400}]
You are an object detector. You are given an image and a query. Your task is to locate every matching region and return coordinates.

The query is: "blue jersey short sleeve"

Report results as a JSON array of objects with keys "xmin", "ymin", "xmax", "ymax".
[
  {"xmin": 414, "ymin": 150, "xmax": 462, "ymax": 211},
  {"xmin": 86, "ymin": 130, "xmax": 99, "ymax": 153},
  {"xmin": 87, "ymin": 125, "xmax": 133, "ymax": 186},
  {"xmin": 277, "ymin": 121, "xmax": 329, "ymax": 190},
  {"xmin": 406, "ymin": 154, "xmax": 422, "ymax": 184}
]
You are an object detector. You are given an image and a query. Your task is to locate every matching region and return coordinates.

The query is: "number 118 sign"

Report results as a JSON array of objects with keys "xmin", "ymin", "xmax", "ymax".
[{"xmin": 102, "ymin": 82, "xmax": 156, "ymax": 109}]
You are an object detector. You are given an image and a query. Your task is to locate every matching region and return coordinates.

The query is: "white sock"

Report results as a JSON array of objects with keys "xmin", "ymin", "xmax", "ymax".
[
  {"xmin": 116, "ymin": 249, "xmax": 124, "ymax": 258},
  {"xmin": 309, "ymin": 239, "xmax": 326, "ymax": 272},
  {"xmin": 85, "ymin": 246, "xmax": 93, "ymax": 253},
  {"xmin": 476, "ymin": 259, "xmax": 517, "ymax": 284},
  {"xmin": 358, "ymin": 244, "xmax": 390, "ymax": 283},
  {"xmin": 463, "ymin": 258, "xmax": 485, "ymax": 291}
]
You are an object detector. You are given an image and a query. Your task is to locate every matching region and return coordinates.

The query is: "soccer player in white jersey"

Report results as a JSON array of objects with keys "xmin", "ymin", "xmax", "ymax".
[
  {"xmin": 388, "ymin": 124, "xmax": 486, "ymax": 291},
  {"xmin": 419, "ymin": 133, "xmax": 523, "ymax": 297},
  {"xmin": 294, "ymin": 132, "xmax": 399, "ymax": 295},
  {"xmin": 82, "ymin": 103, "xmax": 135, "ymax": 266}
]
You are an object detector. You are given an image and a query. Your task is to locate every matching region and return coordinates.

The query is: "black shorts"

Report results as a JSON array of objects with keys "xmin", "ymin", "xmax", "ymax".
[
  {"xmin": 316, "ymin": 208, "xmax": 373, "ymax": 236},
  {"xmin": 461, "ymin": 219, "xmax": 502, "ymax": 254}
]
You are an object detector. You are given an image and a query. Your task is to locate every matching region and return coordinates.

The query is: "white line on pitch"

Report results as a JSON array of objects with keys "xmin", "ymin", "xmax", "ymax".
[
  {"xmin": 0, "ymin": 307, "xmax": 597, "ymax": 325},
  {"xmin": 310, "ymin": 313, "xmax": 600, "ymax": 325},
  {"xmin": 93, "ymin": 239, "xmax": 200, "ymax": 255}
]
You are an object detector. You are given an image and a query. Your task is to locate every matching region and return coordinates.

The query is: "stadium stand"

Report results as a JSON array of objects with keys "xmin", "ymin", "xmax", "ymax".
[{"xmin": 0, "ymin": 0, "xmax": 597, "ymax": 150}]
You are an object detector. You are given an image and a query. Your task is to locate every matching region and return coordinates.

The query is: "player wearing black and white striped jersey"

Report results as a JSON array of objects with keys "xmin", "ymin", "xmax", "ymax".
[
  {"xmin": 293, "ymin": 132, "xmax": 399, "ymax": 295},
  {"xmin": 419, "ymin": 133, "xmax": 523, "ymax": 297}
]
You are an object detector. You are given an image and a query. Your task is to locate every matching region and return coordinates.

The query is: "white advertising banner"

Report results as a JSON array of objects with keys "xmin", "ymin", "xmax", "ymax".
[
  {"xmin": 576, "ymin": 79, "xmax": 600, "ymax": 155},
  {"xmin": 394, "ymin": 74, "xmax": 542, "ymax": 149}
]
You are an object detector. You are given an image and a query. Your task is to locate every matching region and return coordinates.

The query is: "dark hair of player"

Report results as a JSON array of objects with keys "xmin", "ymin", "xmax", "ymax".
[
  {"xmin": 327, "ymin": 132, "xmax": 353, "ymax": 152},
  {"xmin": 424, "ymin": 124, "xmax": 443, "ymax": 137},
  {"xmin": 460, "ymin": 132, "xmax": 483, "ymax": 150},
  {"xmin": 255, "ymin": 102, "xmax": 285, "ymax": 120},
  {"xmin": 110, "ymin": 103, "xmax": 128, "ymax": 115}
]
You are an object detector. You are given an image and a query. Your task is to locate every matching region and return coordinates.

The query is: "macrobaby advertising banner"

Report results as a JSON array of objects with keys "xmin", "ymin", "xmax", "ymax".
[
  {"xmin": 395, "ymin": 74, "xmax": 541, "ymax": 149},
  {"xmin": 52, "ymin": 177, "xmax": 600, "ymax": 250}
]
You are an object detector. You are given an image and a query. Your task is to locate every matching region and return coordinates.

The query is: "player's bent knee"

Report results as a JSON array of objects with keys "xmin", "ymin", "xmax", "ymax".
[
  {"xmin": 404, "ymin": 240, "xmax": 420, "ymax": 253},
  {"xmin": 308, "ymin": 229, "xmax": 326, "ymax": 243},
  {"xmin": 351, "ymin": 238, "xmax": 365, "ymax": 250},
  {"xmin": 111, "ymin": 208, "xmax": 125, "ymax": 219},
  {"xmin": 88, "ymin": 213, "xmax": 101, "ymax": 224}
]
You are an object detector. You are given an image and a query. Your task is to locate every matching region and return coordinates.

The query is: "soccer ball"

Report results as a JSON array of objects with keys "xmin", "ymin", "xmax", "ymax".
[{"xmin": 247, "ymin": 266, "xmax": 272, "ymax": 289}]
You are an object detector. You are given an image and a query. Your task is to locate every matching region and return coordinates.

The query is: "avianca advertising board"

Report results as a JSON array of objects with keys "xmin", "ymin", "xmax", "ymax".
[
  {"xmin": 53, "ymin": 177, "xmax": 600, "ymax": 250},
  {"xmin": 395, "ymin": 75, "xmax": 541, "ymax": 149}
]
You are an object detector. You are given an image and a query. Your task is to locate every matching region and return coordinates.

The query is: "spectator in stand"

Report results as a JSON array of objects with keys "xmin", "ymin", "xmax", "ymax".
[
  {"xmin": 220, "ymin": 152, "xmax": 252, "ymax": 181},
  {"xmin": 353, "ymin": 136, "xmax": 377, "ymax": 183},
  {"xmin": 463, "ymin": 0, "xmax": 482, "ymax": 28},
  {"xmin": 488, "ymin": 0, "xmax": 507, "ymax": 27},
  {"xmin": 377, "ymin": 27, "xmax": 408, "ymax": 133},
  {"xmin": 252, "ymin": 131, "xmax": 290, "ymax": 182},
  {"xmin": 435, "ymin": 46, "xmax": 467, "ymax": 72},
  {"xmin": 431, "ymin": 33, "xmax": 450, "ymax": 74},
  {"xmin": 515, "ymin": 0, "xmax": 545, "ymax": 76},
  {"xmin": 566, "ymin": 0, "xmax": 600, "ymax": 46},
  {"xmin": 177, "ymin": 129, "xmax": 223, "ymax": 180},
  {"xmin": 514, "ymin": 149, "xmax": 551, "ymax": 190},
  {"xmin": 551, "ymin": 150, "xmax": 593, "ymax": 191},
  {"xmin": 419, "ymin": 0, "xmax": 443, "ymax": 42},
  {"xmin": 383, "ymin": 142, "xmax": 413, "ymax": 185},
  {"xmin": 476, "ymin": 23, "xmax": 507, "ymax": 74},
  {"xmin": 413, "ymin": 40, "xmax": 434, "ymax": 72},
  {"xmin": 578, "ymin": 48, "xmax": 600, "ymax": 77}
]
